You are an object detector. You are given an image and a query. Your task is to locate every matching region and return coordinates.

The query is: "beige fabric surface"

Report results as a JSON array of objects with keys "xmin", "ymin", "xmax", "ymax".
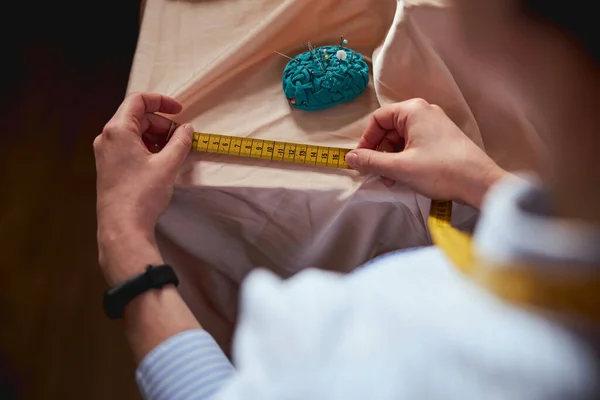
[
  {"xmin": 374, "ymin": 0, "xmax": 543, "ymax": 172},
  {"xmin": 127, "ymin": 0, "xmax": 539, "ymax": 351}
]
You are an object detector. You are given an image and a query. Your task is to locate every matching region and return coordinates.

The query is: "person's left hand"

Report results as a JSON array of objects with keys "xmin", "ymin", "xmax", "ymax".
[{"xmin": 94, "ymin": 92, "xmax": 193, "ymax": 241}]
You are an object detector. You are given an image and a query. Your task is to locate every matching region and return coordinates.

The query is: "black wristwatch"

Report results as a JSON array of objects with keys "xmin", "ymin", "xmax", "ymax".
[{"xmin": 103, "ymin": 264, "xmax": 179, "ymax": 320}]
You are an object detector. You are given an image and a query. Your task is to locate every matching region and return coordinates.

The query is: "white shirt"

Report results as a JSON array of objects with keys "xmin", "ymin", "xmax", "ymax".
[{"xmin": 136, "ymin": 176, "xmax": 600, "ymax": 399}]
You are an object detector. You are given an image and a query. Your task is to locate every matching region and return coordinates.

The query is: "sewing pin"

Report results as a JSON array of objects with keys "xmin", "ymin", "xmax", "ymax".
[
  {"xmin": 274, "ymin": 50, "xmax": 298, "ymax": 63},
  {"xmin": 339, "ymin": 35, "xmax": 349, "ymax": 48},
  {"xmin": 305, "ymin": 42, "xmax": 326, "ymax": 73},
  {"xmin": 167, "ymin": 120, "xmax": 176, "ymax": 142}
]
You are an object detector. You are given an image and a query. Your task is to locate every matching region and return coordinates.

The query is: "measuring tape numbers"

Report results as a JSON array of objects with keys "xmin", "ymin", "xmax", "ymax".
[{"xmin": 192, "ymin": 132, "xmax": 351, "ymax": 169}]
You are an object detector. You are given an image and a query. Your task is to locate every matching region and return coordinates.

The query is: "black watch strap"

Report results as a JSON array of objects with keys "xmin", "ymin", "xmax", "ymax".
[{"xmin": 103, "ymin": 265, "xmax": 179, "ymax": 320}]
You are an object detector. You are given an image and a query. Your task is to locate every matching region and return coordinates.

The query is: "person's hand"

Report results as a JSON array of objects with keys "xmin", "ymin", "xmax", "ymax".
[
  {"xmin": 344, "ymin": 99, "xmax": 507, "ymax": 209},
  {"xmin": 94, "ymin": 92, "xmax": 193, "ymax": 242}
]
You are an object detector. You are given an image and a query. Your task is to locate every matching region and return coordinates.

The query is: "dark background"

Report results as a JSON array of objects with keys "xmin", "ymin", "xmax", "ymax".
[{"xmin": 1, "ymin": 2, "xmax": 143, "ymax": 399}]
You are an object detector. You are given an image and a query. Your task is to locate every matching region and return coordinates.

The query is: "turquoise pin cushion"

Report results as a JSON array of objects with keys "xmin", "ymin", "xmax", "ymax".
[{"xmin": 282, "ymin": 45, "xmax": 369, "ymax": 111}]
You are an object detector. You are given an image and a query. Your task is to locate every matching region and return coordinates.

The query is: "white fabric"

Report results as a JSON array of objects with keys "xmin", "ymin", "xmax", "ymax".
[
  {"xmin": 213, "ymin": 177, "xmax": 600, "ymax": 399},
  {"xmin": 475, "ymin": 177, "xmax": 600, "ymax": 267}
]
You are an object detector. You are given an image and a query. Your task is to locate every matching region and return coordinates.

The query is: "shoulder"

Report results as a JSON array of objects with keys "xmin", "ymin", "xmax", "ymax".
[{"xmin": 218, "ymin": 247, "xmax": 600, "ymax": 399}]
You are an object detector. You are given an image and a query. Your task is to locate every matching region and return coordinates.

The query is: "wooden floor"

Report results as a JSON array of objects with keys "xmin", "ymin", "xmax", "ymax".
[{"xmin": 1, "ymin": 3, "xmax": 143, "ymax": 399}]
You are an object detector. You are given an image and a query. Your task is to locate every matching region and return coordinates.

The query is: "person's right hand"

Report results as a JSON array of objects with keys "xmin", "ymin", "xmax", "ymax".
[{"xmin": 344, "ymin": 99, "xmax": 507, "ymax": 209}]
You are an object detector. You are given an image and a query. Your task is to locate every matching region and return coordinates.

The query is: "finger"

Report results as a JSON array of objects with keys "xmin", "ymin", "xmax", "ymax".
[
  {"xmin": 357, "ymin": 106, "xmax": 406, "ymax": 150},
  {"xmin": 356, "ymin": 113, "xmax": 389, "ymax": 150},
  {"xmin": 108, "ymin": 93, "xmax": 182, "ymax": 133},
  {"xmin": 344, "ymin": 148, "xmax": 404, "ymax": 178},
  {"xmin": 156, "ymin": 123, "xmax": 194, "ymax": 170},
  {"xmin": 118, "ymin": 92, "xmax": 182, "ymax": 119},
  {"xmin": 357, "ymin": 100, "xmax": 426, "ymax": 150},
  {"xmin": 374, "ymin": 142, "xmax": 398, "ymax": 187},
  {"xmin": 140, "ymin": 114, "xmax": 179, "ymax": 135}
]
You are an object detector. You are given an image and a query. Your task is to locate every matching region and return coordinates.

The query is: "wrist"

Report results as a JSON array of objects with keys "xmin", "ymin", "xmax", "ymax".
[
  {"xmin": 98, "ymin": 226, "xmax": 163, "ymax": 286},
  {"xmin": 461, "ymin": 163, "xmax": 508, "ymax": 210},
  {"xmin": 97, "ymin": 203, "xmax": 158, "ymax": 239},
  {"xmin": 123, "ymin": 286, "xmax": 201, "ymax": 363}
]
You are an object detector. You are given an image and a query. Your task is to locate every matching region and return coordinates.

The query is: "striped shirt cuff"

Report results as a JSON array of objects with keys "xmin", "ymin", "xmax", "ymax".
[{"xmin": 136, "ymin": 330, "xmax": 235, "ymax": 400}]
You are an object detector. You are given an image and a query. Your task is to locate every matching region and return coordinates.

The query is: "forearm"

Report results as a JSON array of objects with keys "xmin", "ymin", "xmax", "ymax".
[
  {"xmin": 98, "ymin": 227, "xmax": 201, "ymax": 363},
  {"xmin": 94, "ymin": 94, "xmax": 234, "ymax": 399}
]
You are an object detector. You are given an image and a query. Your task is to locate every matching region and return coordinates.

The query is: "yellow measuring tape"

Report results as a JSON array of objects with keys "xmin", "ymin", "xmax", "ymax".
[
  {"xmin": 191, "ymin": 131, "xmax": 599, "ymax": 323},
  {"xmin": 192, "ymin": 132, "xmax": 351, "ymax": 169},
  {"xmin": 428, "ymin": 201, "xmax": 600, "ymax": 323}
]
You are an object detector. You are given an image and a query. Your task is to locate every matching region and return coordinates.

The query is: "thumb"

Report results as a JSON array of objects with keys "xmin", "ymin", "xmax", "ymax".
[
  {"xmin": 345, "ymin": 148, "xmax": 403, "ymax": 177},
  {"xmin": 159, "ymin": 123, "xmax": 194, "ymax": 169}
]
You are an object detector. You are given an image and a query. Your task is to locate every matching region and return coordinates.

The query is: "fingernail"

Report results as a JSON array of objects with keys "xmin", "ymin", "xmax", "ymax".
[
  {"xmin": 345, "ymin": 152, "xmax": 358, "ymax": 168},
  {"xmin": 181, "ymin": 124, "xmax": 193, "ymax": 133}
]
